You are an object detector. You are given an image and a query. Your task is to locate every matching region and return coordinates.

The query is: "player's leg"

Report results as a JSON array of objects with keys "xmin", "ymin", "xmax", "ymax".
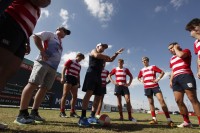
[
  {"xmin": 185, "ymin": 89, "xmax": 200, "ymax": 126},
  {"xmin": 70, "ymin": 86, "xmax": 80, "ymax": 118},
  {"xmin": 147, "ymin": 95, "xmax": 158, "ymax": 124},
  {"xmin": 155, "ymin": 91, "xmax": 173, "ymax": 126},
  {"xmin": 30, "ymin": 66, "xmax": 56, "ymax": 123},
  {"xmin": 116, "ymin": 94, "xmax": 123, "ymax": 120},
  {"xmin": 60, "ymin": 83, "xmax": 72, "ymax": 118},
  {"xmin": 174, "ymin": 91, "xmax": 192, "ymax": 127},
  {"xmin": 124, "ymin": 94, "xmax": 137, "ymax": 123},
  {"xmin": 96, "ymin": 95, "xmax": 104, "ymax": 117}
]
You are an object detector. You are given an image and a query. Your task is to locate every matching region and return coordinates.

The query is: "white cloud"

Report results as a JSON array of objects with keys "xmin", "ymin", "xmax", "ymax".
[
  {"xmin": 84, "ymin": 0, "xmax": 114, "ymax": 22},
  {"xmin": 127, "ymin": 49, "xmax": 131, "ymax": 54},
  {"xmin": 59, "ymin": 51, "xmax": 90, "ymax": 69},
  {"xmin": 154, "ymin": 6, "xmax": 167, "ymax": 13},
  {"xmin": 39, "ymin": 9, "xmax": 50, "ymax": 20},
  {"xmin": 170, "ymin": 0, "xmax": 188, "ymax": 9},
  {"xmin": 59, "ymin": 9, "xmax": 70, "ymax": 28}
]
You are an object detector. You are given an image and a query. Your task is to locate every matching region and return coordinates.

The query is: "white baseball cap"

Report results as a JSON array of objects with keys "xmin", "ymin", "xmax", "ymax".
[{"xmin": 96, "ymin": 43, "xmax": 108, "ymax": 49}]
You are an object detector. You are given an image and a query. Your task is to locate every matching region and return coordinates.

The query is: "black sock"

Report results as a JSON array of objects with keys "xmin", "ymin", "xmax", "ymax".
[
  {"xmin": 91, "ymin": 111, "xmax": 96, "ymax": 117},
  {"xmin": 19, "ymin": 109, "xmax": 29, "ymax": 117},
  {"xmin": 81, "ymin": 110, "xmax": 86, "ymax": 118},
  {"xmin": 30, "ymin": 109, "xmax": 38, "ymax": 115}
]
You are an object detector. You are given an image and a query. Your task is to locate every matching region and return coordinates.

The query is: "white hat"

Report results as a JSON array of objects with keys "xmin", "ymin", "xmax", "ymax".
[{"xmin": 96, "ymin": 43, "xmax": 108, "ymax": 49}]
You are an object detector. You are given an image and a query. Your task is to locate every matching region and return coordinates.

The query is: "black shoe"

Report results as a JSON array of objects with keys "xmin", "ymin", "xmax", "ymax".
[
  {"xmin": 29, "ymin": 112, "xmax": 45, "ymax": 124},
  {"xmin": 60, "ymin": 112, "xmax": 69, "ymax": 118},
  {"xmin": 70, "ymin": 112, "xmax": 80, "ymax": 118},
  {"xmin": 14, "ymin": 112, "xmax": 34, "ymax": 125}
]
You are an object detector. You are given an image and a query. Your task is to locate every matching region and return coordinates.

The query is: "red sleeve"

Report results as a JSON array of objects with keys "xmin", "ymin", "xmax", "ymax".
[
  {"xmin": 110, "ymin": 68, "xmax": 116, "ymax": 75},
  {"xmin": 125, "ymin": 68, "xmax": 132, "ymax": 77},
  {"xmin": 138, "ymin": 70, "xmax": 142, "ymax": 78},
  {"xmin": 183, "ymin": 49, "xmax": 191, "ymax": 58},
  {"xmin": 64, "ymin": 59, "xmax": 72, "ymax": 67},
  {"xmin": 153, "ymin": 66, "xmax": 162, "ymax": 73}
]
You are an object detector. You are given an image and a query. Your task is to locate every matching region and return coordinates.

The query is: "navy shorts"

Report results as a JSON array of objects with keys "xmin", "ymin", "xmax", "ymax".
[
  {"xmin": 65, "ymin": 75, "xmax": 78, "ymax": 86},
  {"xmin": 0, "ymin": 13, "xmax": 27, "ymax": 59},
  {"xmin": 172, "ymin": 74, "xmax": 196, "ymax": 92},
  {"xmin": 114, "ymin": 85, "xmax": 130, "ymax": 96},
  {"xmin": 144, "ymin": 87, "xmax": 162, "ymax": 96},
  {"xmin": 82, "ymin": 71, "xmax": 102, "ymax": 96}
]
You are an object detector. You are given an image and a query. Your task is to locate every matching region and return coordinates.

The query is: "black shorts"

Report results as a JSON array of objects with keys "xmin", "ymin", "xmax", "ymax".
[
  {"xmin": 0, "ymin": 13, "xmax": 27, "ymax": 59},
  {"xmin": 114, "ymin": 85, "xmax": 130, "ymax": 96},
  {"xmin": 144, "ymin": 87, "xmax": 162, "ymax": 96},
  {"xmin": 172, "ymin": 74, "xmax": 196, "ymax": 92},
  {"xmin": 82, "ymin": 71, "xmax": 102, "ymax": 96},
  {"xmin": 0, "ymin": 0, "xmax": 13, "ymax": 14},
  {"xmin": 65, "ymin": 75, "xmax": 78, "ymax": 86},
  {"xmin": 101, "ymin": 87, "xmax": 107, "ymax": 95}
]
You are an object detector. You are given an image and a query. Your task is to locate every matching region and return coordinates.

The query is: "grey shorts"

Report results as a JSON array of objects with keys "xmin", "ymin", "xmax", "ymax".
[{"xmin": 29, "ymin": 61, "xmax": 56, "ymax": 90}]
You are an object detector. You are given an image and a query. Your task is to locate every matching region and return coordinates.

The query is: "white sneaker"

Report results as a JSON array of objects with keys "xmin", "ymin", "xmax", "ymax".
[
  {"xmin": 177, "ymin": 121, "xmax": 193, "ymax": 128},
  {"xmin": 95, "ymin": 115, "xmax": 100, "ymax": 119},
  {"xmin": 129, "ymin": 118, "xmax": 137, "ymax": 124}
]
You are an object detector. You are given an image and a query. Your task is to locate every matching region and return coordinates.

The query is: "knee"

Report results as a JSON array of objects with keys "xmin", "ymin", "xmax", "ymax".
[{"xmin": 175, "ymin": 98, "xmax": 184, "ymax": 106}]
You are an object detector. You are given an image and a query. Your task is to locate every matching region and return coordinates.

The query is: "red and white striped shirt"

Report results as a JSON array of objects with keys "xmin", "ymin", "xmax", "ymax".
[
  {"xmin": 110, "ymin": 67, "xmax": 132, "ymax": 85},
  {"xmin": 194, "ymin": 39, "xmax": 200, "ymax": 59},
  {"xmin": 138, "ymin": 65, "xmax": 162, "ymax": 89},
  {"xmin": 170, "ymin": 49, "xmax": 193, "ymax": 78},
  {"xmin": 5, "ymin": 0, "xmax": 40, "ymax": 38},
  {"xmin": 101, "ymin": 69, "xmax": 109, "ymax": 87},
  {"xmin": 64, "ymin": 59, "xmax": 81, "ymax": 78}
]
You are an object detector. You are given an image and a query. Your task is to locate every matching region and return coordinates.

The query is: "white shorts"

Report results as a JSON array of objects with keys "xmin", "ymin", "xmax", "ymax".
[{"xmin": 29, "ymin": 61, "xmax": 56, "ymax": 90}]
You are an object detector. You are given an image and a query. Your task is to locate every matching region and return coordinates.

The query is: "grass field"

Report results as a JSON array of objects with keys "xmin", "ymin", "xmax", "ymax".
[{"xmin": 0, "ymin": 107, "xmax": 199, "ymax": 133}]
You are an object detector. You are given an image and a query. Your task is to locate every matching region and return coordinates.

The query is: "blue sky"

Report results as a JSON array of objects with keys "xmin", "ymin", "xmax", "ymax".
[{"xmin": 26, "ymin": 0, "xmax": 200, "ymax": 111}]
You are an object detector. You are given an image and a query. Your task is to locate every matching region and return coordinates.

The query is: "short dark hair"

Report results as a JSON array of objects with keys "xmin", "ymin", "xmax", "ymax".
[
  {"xmin": 118, "ymin": 59, "xmax": 124, "ymax": 63},
  {"xmin": 76, "ymin": 53, "xmax": 85, "ymax": 59},
  {"xmin": 169, "ymin": 42, "xmax": 178, "ymax": 47},
  {"xmin": 142, "ymin": 57, "xmax": 149, "ymax": 62},
  {"xmin": 185, "ymin": 18, "xmax": 200, "ymax": 31},
  {"xmin": 57, "ymin": 27, "xmax": 71, "ymax": 35}
]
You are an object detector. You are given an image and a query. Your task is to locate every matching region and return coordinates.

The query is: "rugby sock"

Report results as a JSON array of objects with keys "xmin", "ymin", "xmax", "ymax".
[
  {"xmin": 182, "ymin": 114, "xmax": 190, "ymax": 123},
  {"xmin": 81, "ymin": 110, "xmax": 86, "ymax": 118},
  {"xmin": 91, "ymin": 111, "xmax": 96, "ymax": 117},
  {"xmin": 60, "ymin": 108, "xmax": 65, "ymax": 113},
  {"xmin": 164, "ymin": 112, "xmax": 171, "ymax": 121},
  {"xmin": 70, "ymin": 108, "xmax": 75, "ymax": 113},
  {"xmin": 197, "ymin": 116, "xmax": 200, "ymax": 125},
  {"xmin": 151, "ymin": 111, "xmax": 156, "ymax": 120}
]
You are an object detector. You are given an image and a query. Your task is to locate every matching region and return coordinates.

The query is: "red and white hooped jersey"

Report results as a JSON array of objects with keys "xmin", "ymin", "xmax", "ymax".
[
  {"xmin": 64, "ymin": 59, "xmax": 81, "ymax": 78},
  {"xmin": 194, "ymin": 39, "xmax": 200, "ymax": 59},
  {"xmin": 5, "ymin": 0, "xmax": 40, "ymax": 38},
  {"xmin": 170, "ymin": 49, "xmax": 193, "ymax": 78},
  {"xmin": 138, "ymin": 65, "xmax": 162, "ymax": 89},
  {"xmin": 110, "ymin": 67, "xmax": 132, "ymax": 85},
  {"xmin": 101, "ymin": 69, "xmax": 109, "ymax": 87}
]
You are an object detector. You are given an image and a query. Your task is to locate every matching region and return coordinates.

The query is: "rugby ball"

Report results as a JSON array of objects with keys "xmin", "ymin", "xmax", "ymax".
[{"xmin": 98, "ymin": 114, "xmax": 111, "ymax": 126}]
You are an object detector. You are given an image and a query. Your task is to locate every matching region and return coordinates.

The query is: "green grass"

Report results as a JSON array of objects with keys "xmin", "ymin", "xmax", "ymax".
[{"xmin": 0, "ymin": 107, "xmax": 199, "ymax": 133}]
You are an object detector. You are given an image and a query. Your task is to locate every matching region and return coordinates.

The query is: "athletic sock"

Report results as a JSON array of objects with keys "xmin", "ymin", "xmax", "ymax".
[
  {"xmin": 151, "ymin": 111, "xmax": 156, "ymax": 120},
  {"xmin": 164, "ymin": 111, "xmax": 171, "ymax": 121},
  {"xmin": 91, "ymin": 111, "xmax": 96, "ymax": 117},
  {"xmin": 197, "ymin": 115, "xmax": 200, "ymax": 125},
  {"xmin": 81, "ymin": 110, "xmax": 86, "ymax": 118},
  {"xmin": 19, "ymin": 109, "xmax": 29, "ymax": 117},
  {"xmin": 182, "ymin": 114, "xmax": 190, "ymax": 123}
]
